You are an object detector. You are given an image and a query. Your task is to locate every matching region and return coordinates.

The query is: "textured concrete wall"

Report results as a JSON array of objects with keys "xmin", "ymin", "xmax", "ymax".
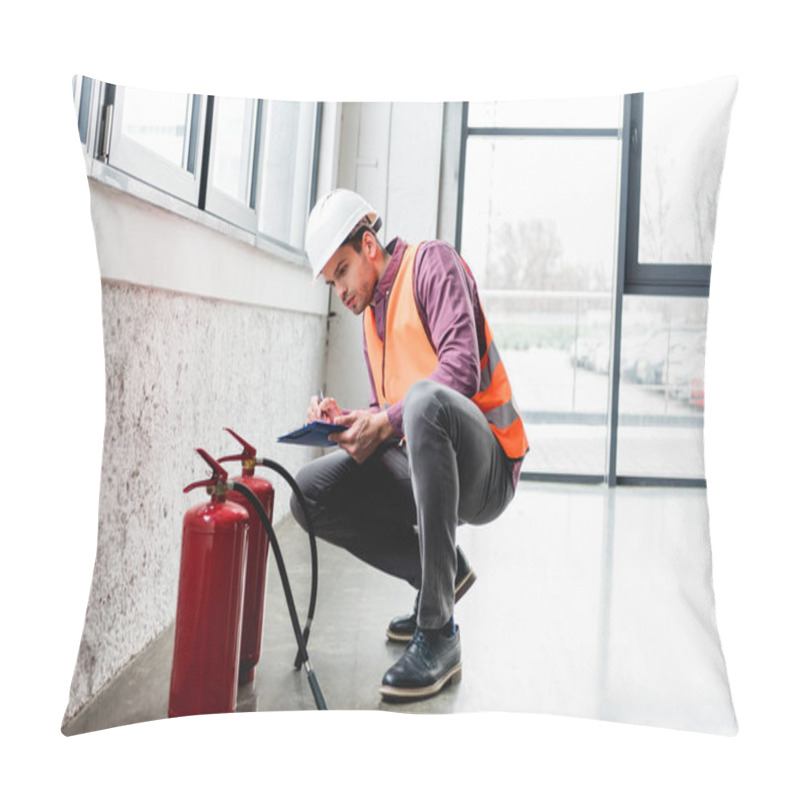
[{"xmin": 64, "ymin": 279, "xmax": 327, "ymax": 722}]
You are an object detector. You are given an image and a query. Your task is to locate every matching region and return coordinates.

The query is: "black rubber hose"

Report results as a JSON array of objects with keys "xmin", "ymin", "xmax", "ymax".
[
  {"xmin": 231, "ymin": 480, "xmax": 327, "ymax": 710},
  {"xmin": 256, "ymin": 458, "xmax": 319, "ymax": 671}
]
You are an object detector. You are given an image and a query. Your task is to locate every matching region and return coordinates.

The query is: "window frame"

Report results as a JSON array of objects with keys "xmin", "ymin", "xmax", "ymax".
[
  {"xmin": 202, "ymin": 96, "xmax": 262, "ymax": 232},
  {"xmin": 78, "ymin": 77, "xmax": 321, "ymax": 260},
  {"xmin": 622, "ymin": 93, "xmax": 712, "ymax": 298},
  {"xmin": 102, "ymin": 83, "xmax": 207, "ymax": 207},
  {"xmin": 456, "ymin": 94, "xmax": 712, "ymax": 488},
  {"xmin": 456, "ymin": 100, "xmax": 624, "ymax": 484}
]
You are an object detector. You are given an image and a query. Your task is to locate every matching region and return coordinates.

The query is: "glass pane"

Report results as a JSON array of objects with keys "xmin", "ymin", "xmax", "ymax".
[
  {"xmin": 462, "ymin": 137, "xmax": 619, "ymax": 289},
  {"xmin": 461, "ymin": 136, "xmax": 620, "ymax": 475},
  {"xmin": 486, "ymin": 294, "xmax": 613, "ymax": 475},
  {"xmin": 617, "ymin": 296, "xmax": 707, "ymax": 479},
  {"xmin": 258, "ymin": 101, "xmax": 316, "ymax": 248},
  {"xmin": 638, "ymin": 77, "xmax": 737, "ymax": 265},
  {"xmin": 469, "ymin": 95, "xmax": 622, "ymax": 129},
  {"xmin": 211, "ymin": 97, "xmax": 255, "ymax": 204},
  {"xmin": 119, "ymin": 87, "xmax": 193, "ymax": 168}
]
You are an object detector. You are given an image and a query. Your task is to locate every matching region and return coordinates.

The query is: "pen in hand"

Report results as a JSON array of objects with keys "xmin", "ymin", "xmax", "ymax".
[{"xmin": 316, "ymin": 390, "xmax": 347, "ymax": 427}]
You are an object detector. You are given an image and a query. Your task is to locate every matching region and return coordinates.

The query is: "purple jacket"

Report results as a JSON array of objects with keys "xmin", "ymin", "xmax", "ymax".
[{"xmin": 363, "ymin": 237, "xmax": 522, "ymax": 483}]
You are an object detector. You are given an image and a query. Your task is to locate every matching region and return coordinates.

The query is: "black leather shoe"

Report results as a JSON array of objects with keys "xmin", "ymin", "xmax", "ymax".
[
  {"xmin": 380, "ymin": 625, "xmax": 462, "ymax": 701},
  {"xmin": 385, "ymin": 546, "xmax": 476, "ymax": 642}
]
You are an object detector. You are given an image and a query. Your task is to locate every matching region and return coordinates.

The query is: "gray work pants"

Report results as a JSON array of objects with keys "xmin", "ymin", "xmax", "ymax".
[{"xmin": 290, "ymin": 380, "xmax": 517, "ymax": 629}]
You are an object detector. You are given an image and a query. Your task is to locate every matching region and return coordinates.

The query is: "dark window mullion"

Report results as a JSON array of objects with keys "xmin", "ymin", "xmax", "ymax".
[
  {"xmin": 197, "ymin": 95, "xmax": 215, "ymax": 211},
  {"xmin": 623, "ymin": 93, "xmax": 644, "ymax": 289},
  {"xmin": 249, "ymin": 99, "xmax": 264, "ymax": 210},
  {"xmin": 468, "ymin": 126, "xmax": 620, "ymax": 139},
  {"xmin": 606, "ymin": 94, "xmax": 634, "ymax": 487},
  {"xmin": 308, "ymin": 102, "xmax": 323, "ymax": 212}
]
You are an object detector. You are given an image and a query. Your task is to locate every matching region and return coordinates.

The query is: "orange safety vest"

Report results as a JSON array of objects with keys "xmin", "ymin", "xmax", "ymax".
[{"xmin": 363, "ymin": 242, "xmax": 529, "ymax": 462}]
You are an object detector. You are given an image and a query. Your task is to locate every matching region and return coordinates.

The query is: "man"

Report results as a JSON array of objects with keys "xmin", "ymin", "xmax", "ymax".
[{"xmin": 291, "ymin": 188, "xmax": 528, "ymax": 701}]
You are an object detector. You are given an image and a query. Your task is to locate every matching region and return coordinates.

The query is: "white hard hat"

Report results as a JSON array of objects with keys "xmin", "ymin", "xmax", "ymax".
[{"xmin": 304, "ymin": 189, "xmax": 382, "ymax": 279}]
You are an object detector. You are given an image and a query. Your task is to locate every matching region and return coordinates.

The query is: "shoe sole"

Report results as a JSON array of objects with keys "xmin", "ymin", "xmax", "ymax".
[
  {"xmin": 379, "ymin": 663, "xmax": 462, "ymax": 701},
  {"xmin": 455, "ymin": 568, "xmax": 477, "ymax": 604},
  {"xmin": 385, "ymin": 569, "xmax": 477, "ymax": 643}
]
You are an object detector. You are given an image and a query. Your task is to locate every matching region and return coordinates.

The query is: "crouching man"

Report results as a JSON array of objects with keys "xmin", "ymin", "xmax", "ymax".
[{"xmin": 291, "ymin": 189, "xmax": 528, "ymax": 701}]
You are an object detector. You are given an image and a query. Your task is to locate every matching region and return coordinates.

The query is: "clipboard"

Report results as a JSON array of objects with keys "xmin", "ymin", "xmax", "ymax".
[{"xmin": 277, "ymin": 420, "xmax": 349, "ymax": 447}]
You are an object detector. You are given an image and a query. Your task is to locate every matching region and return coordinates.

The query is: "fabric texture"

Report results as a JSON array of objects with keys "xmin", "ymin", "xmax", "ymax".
[{"xmin": 66, "ymin": 77, "xmax": 738, "ymax": 737}]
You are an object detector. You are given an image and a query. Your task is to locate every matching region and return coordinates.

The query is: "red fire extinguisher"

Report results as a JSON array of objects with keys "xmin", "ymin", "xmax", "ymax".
[
  {"xmin": 168, "ymin": 449, "xmax": 249, "ymax": 718},
  {"xmin": 218, "ymin": 427, "xmax": 274, "ymax": 685}
]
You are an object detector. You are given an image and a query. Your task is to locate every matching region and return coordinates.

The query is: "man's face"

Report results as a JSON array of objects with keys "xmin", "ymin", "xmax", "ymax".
[{"xmin": 321, "ymin": 236, "xmax": 380, "ymax": 315}]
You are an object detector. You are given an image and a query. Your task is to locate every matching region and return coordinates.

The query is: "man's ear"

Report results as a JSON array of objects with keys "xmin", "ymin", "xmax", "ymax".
[{"xmin": 362, "ymin": 230, "xmax": 379, "ymax": 261}]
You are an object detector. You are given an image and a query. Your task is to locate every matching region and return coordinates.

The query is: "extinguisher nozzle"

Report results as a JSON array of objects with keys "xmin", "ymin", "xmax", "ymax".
[{"xmin": 306, "ymin": 668, "xmax": 328, "ymax": 711}]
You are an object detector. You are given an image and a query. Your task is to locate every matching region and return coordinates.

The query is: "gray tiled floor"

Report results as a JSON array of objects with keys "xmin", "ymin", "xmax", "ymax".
[{"xmin": 63, "ymin": 481, "xmax": 737, "ymax": 736}]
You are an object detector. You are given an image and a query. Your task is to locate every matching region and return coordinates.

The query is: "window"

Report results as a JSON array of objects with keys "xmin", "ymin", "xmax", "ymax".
[
  {"xmin": 617, "ymin": 296, "xmax": 708, "ymax": 480},
  {"xmin": 106, "ymin": 84, "xmax": 205, "ymax": 205},
  {"xmin": 638, "ymin": 81, "xmax": 734, "ymax": 266},
  {"xmin": 258, "ymin": 101, "xmax": 317, "ymax": 252},
  {"xmin": 205, "ymin": 96, "xmax": 261, "ymax": 230},
  {"xmin": 458, "ymin": 80, "xmax": 735, "ymax": 487},
  {"xmin": 623, "ymin": 77, "xmax": 737, "ymax": 297},
  {"xmin": 460, "ymin": 98, "xmax": 622, "ymax": 479},
  {"xmin": 76, "ymin": 77, "xmax": 320, "ymax": 256}
]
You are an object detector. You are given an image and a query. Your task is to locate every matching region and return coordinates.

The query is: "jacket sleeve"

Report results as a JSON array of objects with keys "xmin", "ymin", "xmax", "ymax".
[{"xmin": 415, "ymin": 241, "xmax": 482, "ymax": 393}]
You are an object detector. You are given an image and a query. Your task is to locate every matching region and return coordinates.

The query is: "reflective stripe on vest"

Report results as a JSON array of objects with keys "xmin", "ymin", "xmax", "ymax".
[{"xmin": 363, "ymin": 242, "xmax": 529, "ymax": 462}]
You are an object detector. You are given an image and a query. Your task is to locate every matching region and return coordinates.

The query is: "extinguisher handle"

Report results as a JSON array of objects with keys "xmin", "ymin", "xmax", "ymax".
[
  {"xmin": 218, "ymin": 427, "xmax": 257, "ymax": 464},
  {"xmin": 183, "ymin": 448, "xmax": 230, "ymax": 493}
]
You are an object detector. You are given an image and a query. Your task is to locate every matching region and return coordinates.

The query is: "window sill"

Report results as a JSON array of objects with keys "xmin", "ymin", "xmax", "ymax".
[
  {"xmin": 85, "ymin": 157, "xmax": 329, "ymax": 318},
  {"xmin": 86, "ymin": 157, "xmax": 309, "ymax": 268}
]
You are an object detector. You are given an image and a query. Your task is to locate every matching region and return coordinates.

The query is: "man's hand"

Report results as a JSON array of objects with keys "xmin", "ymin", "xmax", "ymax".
[
  {"xmin": 307, "ymin": 395, "xmax": 343, "ymax": 423},
  {"xmin": 329, "ymin": 409, "xmax": 394, "ymax": 464}
]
